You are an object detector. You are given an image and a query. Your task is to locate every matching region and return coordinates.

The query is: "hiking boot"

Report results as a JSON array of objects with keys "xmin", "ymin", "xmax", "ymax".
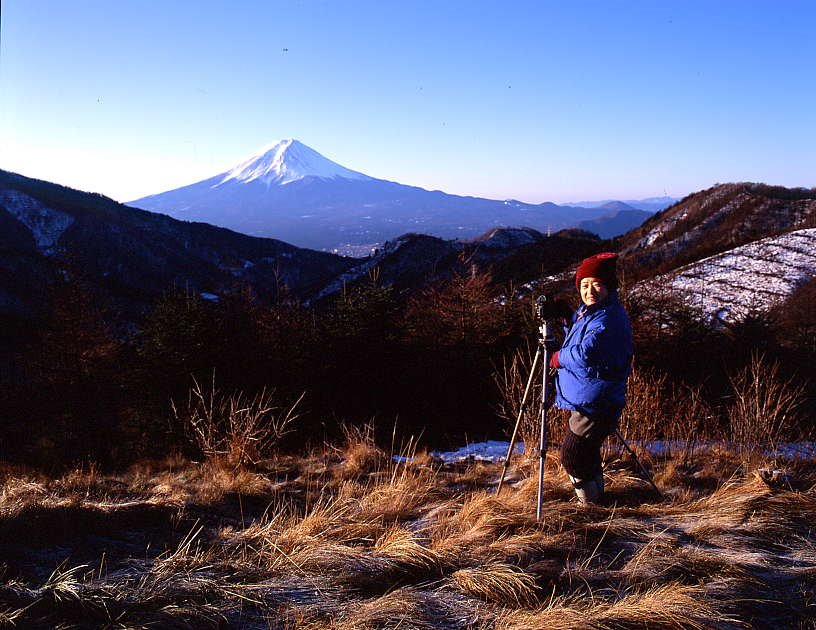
[{"xmin": 568, "ymin": 474, "xmax": 603, "ymax": 504}]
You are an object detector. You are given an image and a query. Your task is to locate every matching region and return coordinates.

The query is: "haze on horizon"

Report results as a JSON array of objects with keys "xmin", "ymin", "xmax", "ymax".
[{"xmin": 0, "ymin": 0, "xmax": 814, "ymax": 205}]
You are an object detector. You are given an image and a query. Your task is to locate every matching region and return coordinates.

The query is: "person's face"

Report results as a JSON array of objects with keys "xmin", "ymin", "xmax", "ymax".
[{"xmin": 580, "ymin": 277, "xmax": 608, "ymax": 306}]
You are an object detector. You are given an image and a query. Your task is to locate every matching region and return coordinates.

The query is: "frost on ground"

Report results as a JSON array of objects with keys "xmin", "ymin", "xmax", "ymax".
[
  {"xmin": 635, "ymin": 228, "xmax": 816, "ymax": 324},
  {"xmin": 1, "ymin": 441, "xmax": 815, "ymax": 628}
]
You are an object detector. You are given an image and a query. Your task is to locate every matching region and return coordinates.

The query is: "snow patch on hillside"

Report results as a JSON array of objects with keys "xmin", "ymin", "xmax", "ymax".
[
  {"xmin": 637, "ymin": 228, "xmax": 816, "ymax": 323},
  {"xmin": 0, "ymin": 190, "xmax": 74, "ymax": 254},
  {"xmin": 217, "ymin": 139, "xmax": 370, "ymax": 187},
  {"xmin": 635, "ymin": 187, "xmax": 739, "ymax": 249},
  {"xmin": 309, "ymin": 235, "xmax": 414, "ymax": 302}
]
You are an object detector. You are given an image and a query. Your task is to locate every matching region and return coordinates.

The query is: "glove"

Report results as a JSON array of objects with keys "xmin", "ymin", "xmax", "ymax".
[{"xmin": 549, "ymin": 351, "xmax": 561, "ymax": 369}]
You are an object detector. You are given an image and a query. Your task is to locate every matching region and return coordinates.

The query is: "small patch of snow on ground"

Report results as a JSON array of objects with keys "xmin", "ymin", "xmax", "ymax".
[
  {"xmin": 0, "ymin": 190, "xmax": 74, "ymax": 254},
  {"xmin": 432, "ymin": 440, "xmax": 523, "ymax": 463},
  {"xmin": 394, "ymin": 440, "xmax": 816, "ymax": 463}
]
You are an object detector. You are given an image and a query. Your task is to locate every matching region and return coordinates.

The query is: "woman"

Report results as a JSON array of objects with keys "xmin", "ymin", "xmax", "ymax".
[{"xmin": 550, "ymin": 252, "xmax": 633, "ymax": 504}]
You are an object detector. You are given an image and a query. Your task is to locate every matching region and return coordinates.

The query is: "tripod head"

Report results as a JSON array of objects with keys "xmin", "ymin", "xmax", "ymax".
[
  {"xmin": 534, "ymin": 294, "xmax": 573, "ymax": 324},
  {"xmin": 533, "ymin": 295, "xmax": 564, "ymax": 350},
  {"xmin": 534, "ymin": 295, "xmax": 546, "ymax": 321}
]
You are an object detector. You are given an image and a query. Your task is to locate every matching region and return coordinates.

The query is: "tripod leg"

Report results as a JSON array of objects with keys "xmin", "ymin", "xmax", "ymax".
[
  {"xmin": 498, "ymin": 347, "xmax": 542, "ymax": 492},
  {"xmin": 536, "ymin": 345, "xmax": 551, "ymax": 521},
  {"xmin": 614, "ymin": 429, "xmax": 662, "ymax": 497}
]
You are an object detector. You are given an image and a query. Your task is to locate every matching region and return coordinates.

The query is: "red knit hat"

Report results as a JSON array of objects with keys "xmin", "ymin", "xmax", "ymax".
[{"xmin": 575, "ymin": 252, "xmax": 619, "ymax": 290}]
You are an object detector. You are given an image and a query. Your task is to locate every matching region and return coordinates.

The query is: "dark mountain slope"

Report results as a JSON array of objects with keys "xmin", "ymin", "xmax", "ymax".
[
  {"xmin": 309, "ymin": 227, "xmax": 604, "ymax": 301},
  {"xmin": 488, "ymin": 229, "xmax": 606, "ymax": 287},
  {"xmin": 0, "ymin": 170, "xmax": 355, "ymax": 317}
]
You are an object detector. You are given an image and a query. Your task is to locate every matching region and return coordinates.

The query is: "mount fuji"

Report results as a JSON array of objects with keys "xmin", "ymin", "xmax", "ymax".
[{"xmin": 130, "ymin": 140, "xmax": 623, "ymax": 253}]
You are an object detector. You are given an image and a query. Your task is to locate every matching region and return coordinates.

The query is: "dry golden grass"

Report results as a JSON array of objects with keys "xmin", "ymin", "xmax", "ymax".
[
  {"xmin": 451, "ymin": 563, "xmax": 538, "ymax": 606},
  {"xmin": 1, "ymin": 439, "xmax": 815, "ymax": 628}
]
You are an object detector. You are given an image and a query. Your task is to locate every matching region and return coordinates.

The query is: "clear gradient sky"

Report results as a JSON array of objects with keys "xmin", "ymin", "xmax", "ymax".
[{"xmin": 1, "ymin": 1, "xmax": 814, "ymax": 204}]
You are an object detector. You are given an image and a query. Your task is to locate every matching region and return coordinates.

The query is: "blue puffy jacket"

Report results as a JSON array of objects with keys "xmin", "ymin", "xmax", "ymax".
[{"xmin": 554, "ymin": 291, "xmax": 633, "ymax": 417}]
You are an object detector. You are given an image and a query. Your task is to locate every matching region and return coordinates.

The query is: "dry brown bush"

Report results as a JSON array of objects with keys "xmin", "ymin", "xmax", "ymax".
[
  {"xmin": 618, "ymin": 367, "xmax": 713, "ymax": 445},
  {"xmin": 494, "ymin": 346, "xmax": 541, "ymax": 458},
  {"xmin": 333, "ymin": 423, "xmax": 388, "ymax": 480},
  {"xmin": 727, "ymin": 352, "xmax": 807, "ymax": 448},
  {"xmin": 171, "ymin": 375, "xmax": 302, "ymax": 468}
]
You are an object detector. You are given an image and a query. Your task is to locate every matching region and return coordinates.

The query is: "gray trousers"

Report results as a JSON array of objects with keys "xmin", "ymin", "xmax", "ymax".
[
  {"xmin": 561, "ymin": 410, "xmax": 616, "ymax": 480},
  {"xmin": 568, "ymin": 409, "xmax": 617, "ymax": 439}
]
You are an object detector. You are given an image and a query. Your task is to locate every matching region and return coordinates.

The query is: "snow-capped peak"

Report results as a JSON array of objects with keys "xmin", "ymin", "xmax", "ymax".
[{"xmin": 217, "ymin": 139, "xmax": 370, "ymax": 187}]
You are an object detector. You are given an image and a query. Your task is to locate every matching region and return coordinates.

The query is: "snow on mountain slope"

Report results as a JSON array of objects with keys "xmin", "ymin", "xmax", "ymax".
[
  {"xmin": 0, "ymin": 189, "xmax": 74, "ymax": 254},
  {"xmin": 636, "ymin": 228, "xmax": 816, "ymax": 323},
  {"xmin": 217, "ymin": 139, "xmax": 370, "ymax": 186},
  {"xmin": 621, "ymin": 184, "xmax": 816, "ymax": 279}
]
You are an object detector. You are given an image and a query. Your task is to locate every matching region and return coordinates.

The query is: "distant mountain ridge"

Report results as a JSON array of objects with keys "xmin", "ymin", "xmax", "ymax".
[
  {"xmin": 577, "ymin": 207, "xmax": 653, "ymax": 239},
  {"xmin": 615, "ymin": 182, "xmax": 816, "ymax": 323},
  {"xmin": 565, "ymin": 196, "xmax": 679, "ymax": 213},
  {"xmin": 130, "ymin": 140, "xmax": 643, "ymax": 252},
  {"xmin": 309, "ymin": 226, "xmax": 602, "ymax": 303},
  {"xmin": 0, "ymin": 168, "xmax": 602, "ymax": 318}
]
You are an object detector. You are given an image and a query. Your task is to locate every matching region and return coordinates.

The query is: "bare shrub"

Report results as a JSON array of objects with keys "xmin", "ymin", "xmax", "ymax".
[
  {"xmin": 618, "ymin": 367, "xmax": 669, "ymax": 442},
  {"xmin": 727, "ymin": 352, "xmax": 807, "ymax": 448},
  {"xmin": 494, "ymin": 347, "xmax": 539, "ymax": 458},
  {"xmin": 172, "ymin": 375, "xmax": 301, "ymax": 467},
  {"xmin": 618, "ymin": 368, "xmax": 714, "ymax": 447},
  {"xmin": 672, "ymin": 383, "xmax": 714, "ymax": 458},
  {"xmin": 334, "ymin": 423, "xmax": 388, "ymax": 480}
]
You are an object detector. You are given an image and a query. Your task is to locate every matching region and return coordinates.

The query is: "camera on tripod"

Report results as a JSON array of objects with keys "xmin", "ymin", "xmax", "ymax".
[{"xmin": 534, "ymin": 294, "xmax": 574, "ymax": 327}]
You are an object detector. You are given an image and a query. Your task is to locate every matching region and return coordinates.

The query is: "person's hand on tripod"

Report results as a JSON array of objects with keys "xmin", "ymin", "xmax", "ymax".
[{"xmin": 549, "ymin": 351, "xmax": 561, "ymax": 369}]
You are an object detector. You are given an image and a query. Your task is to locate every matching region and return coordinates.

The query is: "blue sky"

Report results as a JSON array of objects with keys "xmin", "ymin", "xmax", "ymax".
[{"xmin": 1, "ymin": 0, "xmax": 814, "ymax": 203}]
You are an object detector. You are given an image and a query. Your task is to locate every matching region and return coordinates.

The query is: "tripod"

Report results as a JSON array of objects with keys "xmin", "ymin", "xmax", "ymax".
[
  {"xmin": 613, "ymin": 428, "xmax": 662, "ymax": 497},
  {"xmin": 497, "ymin": 316, "xmax": 556, "ymax": 521}
]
